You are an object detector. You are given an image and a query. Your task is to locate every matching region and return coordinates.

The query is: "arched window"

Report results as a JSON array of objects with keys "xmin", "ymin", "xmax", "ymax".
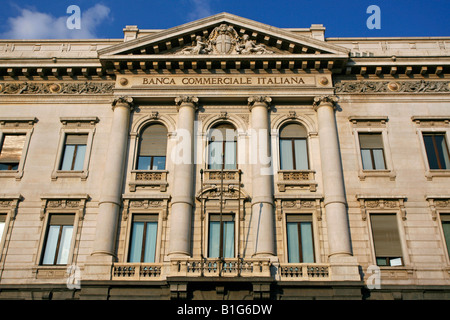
[
  {"xmin": 279, "ymin": 123, "xmax": 309, "ymax": 170},
  {"xmin": 136, "ymin": 123, "xmax": 167, "ymax": 170},
  {"xmin": 208, "ymin": 123, "xmax": 237, "ymax": 170}
]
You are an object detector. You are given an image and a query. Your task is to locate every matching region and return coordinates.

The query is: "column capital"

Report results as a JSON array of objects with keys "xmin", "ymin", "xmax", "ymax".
[
  {"xmin": 248, "ymin": 96, "xmax": 272, "ymax": 111},
  {"xmin": 111, "ymin": 96, "xmax": 134, "ymax": 111},
  {"xmin": 312, "ymin": 95, "xmax": 338, "ymax": 111},
  {"xmin": 175, "ymin": 95, "xmax": 198, "ymax": 111}
]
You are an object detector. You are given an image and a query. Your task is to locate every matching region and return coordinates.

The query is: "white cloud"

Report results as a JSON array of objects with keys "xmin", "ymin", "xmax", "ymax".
[
  {"xmin": 188, "ymin": 0, "xmax": 214, "ymax": 20},
  {"xmin": 1, "ymin": 4, "xmax": 111, "ymax": 39}
]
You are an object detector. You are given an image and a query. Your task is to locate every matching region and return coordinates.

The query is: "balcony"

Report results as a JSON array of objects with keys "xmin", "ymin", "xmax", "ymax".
[
  {"xmin": 277, "ymin": 170, "xmax": 317, "ymax": 192},
  {"xmin": 111, "ymin": 259, "xmax": 331, "ymax": 281},
  {"xmin": 129, "ymin": 170, "xmax": 168, "ymax": 192}
]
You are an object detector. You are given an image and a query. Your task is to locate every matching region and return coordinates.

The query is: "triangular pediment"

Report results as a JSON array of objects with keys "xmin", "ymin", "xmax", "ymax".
[{"xmin": 99, "ymin": 13, "xmax": 349, "ymax": 71}]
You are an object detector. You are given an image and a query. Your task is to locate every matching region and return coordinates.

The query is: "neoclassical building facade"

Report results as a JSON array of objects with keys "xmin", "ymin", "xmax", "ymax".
[{"xmin": 0, "ymin": 13, "xmax": 449, "ymax": 300}]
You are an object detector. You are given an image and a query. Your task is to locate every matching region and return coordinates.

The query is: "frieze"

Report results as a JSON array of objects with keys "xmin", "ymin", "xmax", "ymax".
[
  {"xmin": 0, "ymin": 81, "xmax": 114, "ymax": 95},
  {"xmin": 335, "ymin": 80, "xmax": 450, "ymax": 94}
]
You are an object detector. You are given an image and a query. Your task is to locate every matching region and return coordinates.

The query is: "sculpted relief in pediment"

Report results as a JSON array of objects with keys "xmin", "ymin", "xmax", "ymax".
[{"xmin": 175, "ymin": 24, "xmax": 275, "ymax": 55}]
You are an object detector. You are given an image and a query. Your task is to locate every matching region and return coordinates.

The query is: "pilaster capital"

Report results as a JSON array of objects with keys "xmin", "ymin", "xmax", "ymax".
[
  {"xmin": 248, "ymin": 96, "xmax": 272, "ymax": 111},
  {"xmin": 312, "ymin": 95, "xmax": 338, "ymax": 111},
  {"xmin": 175, "ymin": 95, "xmax": 199, "ymax": 111},
  {"xmin": 111, "ymin": 96, "xmax": 134, "ymax": 111}
]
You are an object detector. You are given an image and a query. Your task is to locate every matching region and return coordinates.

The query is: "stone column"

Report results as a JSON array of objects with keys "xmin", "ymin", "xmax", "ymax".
[
  {"xmin": 168, "ymin": 96, "xmax": 198, "ymax": 257},
  {"xmin": 85, "ymin": 96, "xmax": 133, "ymax": 279},
  {"xmin": 248, "ymin": 96, "xmax": 275, "ymax": 257},
  {"xmin": 313, "ymin": 95, "xmax": 352, "ymax": 259}
]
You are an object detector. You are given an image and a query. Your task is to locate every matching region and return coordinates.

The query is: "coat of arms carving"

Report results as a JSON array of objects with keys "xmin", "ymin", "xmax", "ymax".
[{"xmin": 175, "ymin": 24, "xmax": 274, "ymax": 55}]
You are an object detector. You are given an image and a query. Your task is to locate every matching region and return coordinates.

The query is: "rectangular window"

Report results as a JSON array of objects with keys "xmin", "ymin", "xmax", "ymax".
[
  {"xmin": 60, "ymin": 134, "xmax": 88, "ymax": 171},
  {"xmin": 286, "ymin": 215, "xmax": 314, "ymax": 263},
  {"xmin": 41, "ymin": 214, "xmax": 74, "ymax": 265},
  {"xmin": 423, "ymin": 133, "xmax": 450, "ymax": 170},
  {"xmin": 208, "ymin": 214, "xmax": 234, "ymax": 258},
  {"xmin": 280, "ymin": 139, "xmax": 308, "ymax": 170},
  {"xmin": 441, "ymin": 215, "xmax": 450, "ymax": 259},
  {"xmin": 359, "ymin": 133, "xmax": 386, "ymax": 170},
  {"xmin": 0, "ymin": 214, "xmax": 6, "ymax": 242},
  {"xmin": 0, "ymin": 134, "xmax": 26, "ymax": 171},
  {"xmin": 208, "ymin": 141, "xmax": 237, "ymax": 170},
  {"xmin": 128, "ymin": 215, "xmax": 158, "ymax": 263},
  {"xmin": 370, "ymin": 214, "xmax": 403, "ymax": 266},
  {"xmin": 137, "ymin": 156, "xmax": 166, "ymax": 170}
]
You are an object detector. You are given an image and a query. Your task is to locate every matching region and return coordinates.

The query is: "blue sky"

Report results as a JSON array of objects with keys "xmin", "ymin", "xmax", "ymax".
[{"xmin": 0, "ymin": 0, "xmax": 449, "ymax": 39}]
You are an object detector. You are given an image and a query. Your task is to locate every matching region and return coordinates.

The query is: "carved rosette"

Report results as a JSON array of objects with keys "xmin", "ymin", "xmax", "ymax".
[{"xmin": 312, "ymin": 95, "xmax": 338, "ymax": 111}]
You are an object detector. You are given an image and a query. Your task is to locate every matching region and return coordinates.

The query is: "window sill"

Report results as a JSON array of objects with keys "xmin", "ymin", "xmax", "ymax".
[
  {"xmin": 129, "ymin": 170, "xmax": 168, "ymax": 192},
  {"xmin": 378, "ymin": 266, "xmax": 415, "ymax": 281},
  {"xmin": 359, "ymin": 169, "xmax": 396, "ymax": 181},
  {"xmin": 425, "ymin": 169, "xmax": 450, "ymax": 181},
  {"xmin": 277, "ymin": 170, "xmax": 317, "ymax": 192},
  {"xmin": 51, "ymin": 170, "xmax": 88, "ymax": 181},
  {"xmin": 0, "ymin": 170, "xmax": 23, "ymax": 181}
]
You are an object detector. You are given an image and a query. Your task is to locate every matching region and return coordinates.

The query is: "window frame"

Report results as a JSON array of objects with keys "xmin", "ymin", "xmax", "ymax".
[
  {"xmin": 127, "ymin": 214, "xmax": 159, "ymax": 263},
  {"xmin": 36, "ymin": 195, "xmax": 88, "ymax": 269},
  {"xmin": 135, "ymin": 123, "xmax": 168, "ymax": 171},
  {"xmin": 207, "ymin": 123, "xmax": 238, "ymax": 171},
  {"xmin": 0, "ymin": 118, "xmax": 37, "ymax": 180},
  {"xmin": 285, "ymin": 214, "xmax": 315, "ymax": 263},
  {"xmin": 351, "ymin": 124, "xmax": 395, "ymax": 181},
  {"xmin": 421, "ymin": 132, "xmax": 450, "ymax": 170},
  {"xmin": 52, "ymin": 118, "xmax": 98, "ymax": 181},
  {"xmin": 413, "ymin": 117, "xmax": 450, "ymax": 180},
  {"xmin": 278, "ymin": 122, "xmax": 310, "ymax": 171},
  {"xmin": 0, "ymin": 195, "xmax": 21, "ymax": 262},
  {"xmin": 366, "ymin": 211, "xmax": 408, "ymax": 268},
  {"xmin": 207, "ymin": 213, "xmax": 236, "ymax": 259}
]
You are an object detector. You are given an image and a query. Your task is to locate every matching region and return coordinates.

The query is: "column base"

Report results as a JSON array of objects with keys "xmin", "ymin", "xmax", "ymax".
[
  {"xmin": 329, "ymin": 255, "xmax": 362, "ymax": 281},
  {"xmin": 82, "ymin": 254, "xmax": 115, "ymax": 281}
]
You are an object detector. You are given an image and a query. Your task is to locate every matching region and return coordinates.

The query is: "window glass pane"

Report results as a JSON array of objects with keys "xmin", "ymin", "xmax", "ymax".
[
  {"xmin": 137, "ymin": 156, "xmax": 151, "ymax": 170},
  {"xmin": 143, "ymin": 222, "xmax": 158, "ymax": 263},
  {"xmin": 129, "ymin": 222, "xmax": 144, "ymax": 262},
  {"xmin": 223, "ymin": 220, "xmax": 235, "ymax": 258},
  {"xmin": 224, "ymin": 141, "xmax": 236, "ymax": 170},
  {"xmin": 437, "ymin": 135, "xmax": 450, "ymax": 169},
  {"xmin": 442, "ymin": 221, "xmax": 450, "ymax": 258},
  {"xmin": 208, "ymin": 141, "xmax": 223, "ymax": 170},
  {"xmin": 72, "ymin": 145, "xmax": 86, "ymax": 171},
  {"xmin": 60, "ymin": 145, "xmax": 75, "ymax": 170},
  {"xmin": 286, "ymin": 222, "xmax": 300, "ymax": 263},
  {"xmin": 423, "ymin": 135, "xmax": 440, "ymax": 169},
  {"xmin": 300, "ymin": 222, "xmax": 314, "ymax": 263},
  {"xmin": 0, "ymin": 218, "xmax": 5, "ymax": 241},
  {"xmin": 294, "ymin": 139, "xmax": 309, "ymax": 170},
  {"xmin": 389, "ymin": 257, "xmax": 402, "ymax": 266},
  {"xmin": 280, "ymin": 139, "xmax": 294, "ymax": 170},
  {"xmin": 152, "ymin": 156, "xmax": 166, "ymax": 170},
  {"xmin": 208, "ymin": 221, "xmax": 221, "ymax": 258},
  {"xmin": 372, "ymin": 149, "xmax": 386, "ymax": 170},
  {"xmin": 42, "ymin": 225, "xmax": 60, "ymax": 264},
  {"xmin": 361, "ymin": 149, "xmax": 373, "ymax": 170},
  {"xmin": 0, "ymin": 134, "xmax": 26, "ymax": 164},
  {"xmin": 56, "ymin": 226, "xmax": 73, "ymax": 264}
]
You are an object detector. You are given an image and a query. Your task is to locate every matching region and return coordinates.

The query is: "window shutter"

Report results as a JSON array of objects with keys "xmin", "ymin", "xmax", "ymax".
[
  {"xmin": 280, "ymin": 123, "xmax": 307, "ymax": 138},
  {"xmin": 65, "ymin": 134, "xmax": 88, "ymax": 145},
  {"xmin": 370, "ymin": 214, "xmax": 402, "ymax": 257},
  {"xmin": 139, "ymin": 124, "xmax": 167, "ymax": 157},
  {"xmin": 359, "ymin": 133, "xmax": 383, "ymax": 149},
  {"xmin": 49, "ymin": 214, "xmax": 74, "ymax": 226}
]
